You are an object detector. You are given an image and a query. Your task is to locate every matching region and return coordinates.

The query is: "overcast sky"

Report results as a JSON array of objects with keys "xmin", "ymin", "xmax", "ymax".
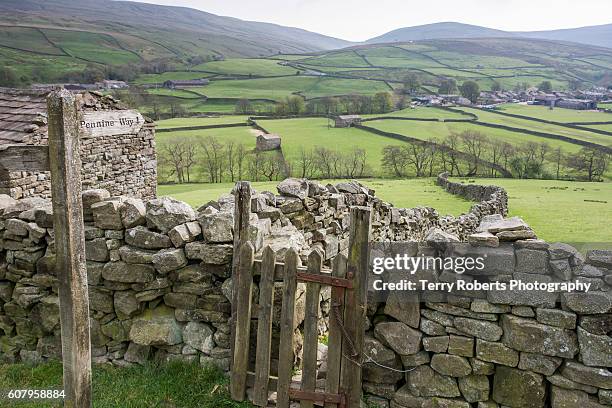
[{"xmin": 131, "ymin": 0, "xmax": 612, "ymax": 41}]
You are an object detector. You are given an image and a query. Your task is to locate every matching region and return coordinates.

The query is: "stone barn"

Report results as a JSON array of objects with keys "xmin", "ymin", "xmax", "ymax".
[
  {"xmin": 334, "ymin": 114, "xmax": 362, "ymax": 128},
  {"xmin": 0, "ymin": 88, "xmax": 157, "ymax": 199},
  {"xmin": 256, "ymin": 133, "xmax": 281, "ymax": 151}
]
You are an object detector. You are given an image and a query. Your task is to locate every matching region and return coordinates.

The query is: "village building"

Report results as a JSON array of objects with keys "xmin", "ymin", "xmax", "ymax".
[
  {"xmin": 556, "ymin": 98, "xmax": 597, "ymax": 110},
  {"xmin": 256, "ymin": 133, "xmax": 281, "ymax": 151},
  {"xmin": 334, "ymin": 114, "xmax": 362, "ymax": 128},
  {"xmin": 163, "ymin": 79, "xmax": 210, "ymax": 89},
  {"xmin": 0, "ymin": 88, "xmax": 157, "ymax": 199}
]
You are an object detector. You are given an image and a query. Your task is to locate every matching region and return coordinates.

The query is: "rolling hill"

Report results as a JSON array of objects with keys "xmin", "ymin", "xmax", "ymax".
[
  {"xmin": 0, "ymin": 0, "xmax": 351, "ymax": 60},
  {"xmin": 366, "ymin": 22, "xmax": 612, "ymax": 49}
]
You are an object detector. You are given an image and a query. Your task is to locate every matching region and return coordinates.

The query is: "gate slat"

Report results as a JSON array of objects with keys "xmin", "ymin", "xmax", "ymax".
[
  {"xmin": 301, "ymin": 249, "xmax": 323, "ymax": 408},
  {"xmin": 340, "ymin": 208, "xmax": 371, "ymax": 408},
  {"xmin": 277, "ymin": 248, "xmax": 299, "ymax": 408},
  {"xmin": 230, "ymin": 241, "xmax": 255, "ymax": 401},
  {"xmin": 325, "ymin": 254, "xmax": 347, "ymax": 408},
  {"xmin": 253, "ymin": 247, "xmax": 277, "ymax": 406}
]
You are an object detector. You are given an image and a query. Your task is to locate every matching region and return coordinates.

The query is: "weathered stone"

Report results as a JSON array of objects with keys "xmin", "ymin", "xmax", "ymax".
[
  {"xmin": 488, "ymin": 273, "xmax": 558, "ymax": 308},
  {"xmin": 561, "ymin": 361, "xmax": 612, "ymax": 390},
  {"xmin": 406, "ymin": 365, "xmax": 460, "ymax": 398},
  {"xmin": 168, "ymin": 221, "xmax": 201, "ymax": 247},
  {"xmin": 600, "ymin": 390, "xmax": 612, "ymax": 405},
  {"xmin": 125, "ymin": 226, "xmax": 171, "ymax": 249},
  {"xmin": 580, "ymin": 314, "xmax": 612, "ymax": 335},
  {"xmin": 363, "ymin": 382, "xmax": 396, "ymax": 399},
  {"xmin": 152, "ymin": 248, "xmax": 187, "ymax": 274},
  {"xmin": 277, "ymin": 178, "xmax": 309, "ymax": 199},
  {"xmin": 501, "ymin": 315, "xmax": 578, "ymax": 358},
  {"xmin": 492, "ymin": 366, "xmax": 545, "ymax": 408},
  {"xmin": 458, "ymin": 375, "xmax": 489, "ymax": 403},
  {"xmin": 497, "ymin": 228, "xmax": 536, "ymax": 241},
  {"xmin": 425, "ymin": 303, "xmax": 496, "ymax": 321},
  {"xmin": 430, "ymin": 354, "xmax": 472, "ymax": 377},
  {"xmin": 120, "ymin": 197, "xmax": 146, "ymax": 228},
  {"xmin": 391, "ymin": 385, "xmax": 425, "ymax": 408},
  {"xmin": 102, "ymin": 261, "xmax": 155, "ymax": 283},
  {"xmin": 185, "ymin": 242, "xmax": 232, "ymax": 264},
  {"xmin": 578, "ymin": 326, "xmax": 612, "ymax": 367},
  {"xmin": 468, "ymin": 232, "xmax": 499, "ymax": 247},
  {"xmin": 587, "ymin": 250, "xmax": 612, "ymax": 268},
  {"xmin": 476, "ymin": 340, "xmax": 519, "ymax": 367},
  {"xmin": 5, "ymin": 218, "xmax": 29, "ymax": 236},
  {"xmin": 564, "ymin": 291, "xmax": 612, "ymax": 314},
  {"xmin": 454, "ymin": 317, "xmax": 502, "ymax": 342},
  {"xmin": 363, "ymin": 335, "xmax": 403, "ymax": 383},
  {"xmin": 470, "ymin": 299, "xmax": 510, "ymax": 314},
  {"xmin": 374, "ymin": 321, "xmax": 422, "ymax": 355},
  {"xmin": 448, "ymin": 335, "xmax": 474, "ymax": 357},
  {"xmin": 422, "ymin": 398, "xmax": 470, "ymax": 408},
  {"xmin": 477, "ymin": 215, "xmax": 526, "ymax": 233},
  {"xmin": 550, "ymin": 386, "xmax": 607, "ymax": 408},
  {"xmin": 124, "ymin": 342, "xmax": 151, "ymax": 365},
  {"xmin": 547, "ymin": 374, "xmax": 598, "ymax": 394},
  {"xmin": 101, "ymin": 319, "xmax": 129, "ymax": 341},
  {"xmin": 401, "ymin": 351, "xmax": 430, "ymax": 367},
  {"xmin": 182, "ymin": 322, "xmax": 214, "ymax": 354},
  {"xmin": 88, "ymin": 287, "xmax": 114, "ymax": 313},
  {"xmin": 199, "ymin": 210, "xmax": 233, "ymax": 243},
  {"xmin": 420, "ymin": 318, "xmax": 446, "ymax": 336},
  {"xmin": 146, "ymin": 197, "xmax": 196, "ymax": 233},
  {"xmin": 91, "ymin": 199, "xmax": 124, "ymax": 230},
  {"xmin": 518, "ymin": 352, "xmax": 562, "ymax": 375},
  {"xmin": 118, "ymin": 245, "xmax": 156, "ymax": 264},
  {"xmin": 471, "ymin": 358, "xmax": 495, "ymax": 375},
  {"xmin": 423, "ymin": 336, "xmax": 449, "ymax": 353},
  {"xmin": 515, "ymin": 248, "xmax": 549, "ymax": 274},
  {"xmin": 114, "ymin": 291, "xmax": 141, "ymax": 319},
  {"xmin": 535, "ymin": 308, "xmax": 576, "ymax": 329},
  {"xmin": 512, "ymin": 305, "xmax": 535, "ymax": 317},
  {"xmin": 130, "ymin": 305, "xmax": 182, "ymax": 346},
  {"xmin": 86, "ymin": 238, "xmax": 109, "ymax": 262}
]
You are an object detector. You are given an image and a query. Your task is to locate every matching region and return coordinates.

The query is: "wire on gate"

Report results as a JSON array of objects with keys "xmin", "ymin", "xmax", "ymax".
[{"xmin": 330, "ymin": 302, "xmax": 418, "ymax": 374}]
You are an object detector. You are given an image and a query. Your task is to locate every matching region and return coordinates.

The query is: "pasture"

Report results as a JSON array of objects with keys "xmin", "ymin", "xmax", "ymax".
[
  {"xmin": 496, "ymin": 104, "xmax": 612, "ymax": 123},
  {"xmin": 452, "ymin": 178, "xmax": 612, "ymax": 243},
  {"xmin": 156, "ymin": 116, "xmax": 249, "ymax": 129}
]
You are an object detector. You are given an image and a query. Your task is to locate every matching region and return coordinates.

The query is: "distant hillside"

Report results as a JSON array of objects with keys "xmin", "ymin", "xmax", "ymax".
[
  {"xmin": 367, "ymin": 22, "xmax": 514, "ymax": 44},
  {"xmin": 517, "ymin": 23, "xmax": 612, "ymax": 50},
  {"xmin": 366, "ymin": 22, "xmax": 612, "ymax": 49},
  {"xmin": 0, "ymin": 0, "xmax": 351, "ymax": 59}
]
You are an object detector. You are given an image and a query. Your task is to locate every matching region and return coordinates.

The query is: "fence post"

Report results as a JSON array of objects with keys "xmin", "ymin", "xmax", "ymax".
[
  {"xmin": 47, "ymin": 90, "xmax": 92, "ymax": 408},
  {"xmin": 340, "ymin": 206, "xmax": 371, "ymax": 408},
  {"xmin": 230, "ymin": 181, "xmax": 252, "ymax": 370}
]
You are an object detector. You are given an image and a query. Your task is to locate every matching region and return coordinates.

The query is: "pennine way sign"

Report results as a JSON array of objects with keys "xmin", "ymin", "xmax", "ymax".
[{"xmin": 79, "ymin": 109, "xmax": 144, "ymax": 138}]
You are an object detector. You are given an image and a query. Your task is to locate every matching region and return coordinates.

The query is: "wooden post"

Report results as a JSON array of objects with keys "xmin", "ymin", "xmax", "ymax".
[
  {"xmin": 47, "ymin": 90, "xmax": 92, "ymax": 408},
  {"xmin": 231, "ymin": 181, "xmax": 252, "ymax": 370},
  {"xmin": 340, "ymin": 207, "xmax": 371, "ymax": 408}
]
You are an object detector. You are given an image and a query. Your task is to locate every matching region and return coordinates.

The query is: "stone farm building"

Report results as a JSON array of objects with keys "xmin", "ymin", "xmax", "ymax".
[
  {"xmin": 334, "ymin": 115, "xmax": 362, "ymax": 128},
  {"xmin": 162, "ymin": 79, "xmax": 210, "ymax": 89},
  {"xmin": 256, "ymin": 133, "xmax": 281, "ymax": 151},
  {"xmin": 0, "ymin": 88, "xmax": 157, "ymax": 199}
]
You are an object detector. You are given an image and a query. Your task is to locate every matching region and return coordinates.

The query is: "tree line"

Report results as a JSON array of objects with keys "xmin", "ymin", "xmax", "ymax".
[{"xmin": 159, "ymin": 131, "xmax": 609, "ymax": 185}]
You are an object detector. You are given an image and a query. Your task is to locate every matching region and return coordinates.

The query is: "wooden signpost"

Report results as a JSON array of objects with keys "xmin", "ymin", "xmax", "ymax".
[{"xmin": 0, "ymin": 90, "xmax": 142, "ymax": 407}]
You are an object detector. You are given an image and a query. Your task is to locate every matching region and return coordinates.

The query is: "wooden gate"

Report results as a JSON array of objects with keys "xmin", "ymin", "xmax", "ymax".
[{"xmin": 230, "ymin": 182, "xmax": 371, "ymax": 408}]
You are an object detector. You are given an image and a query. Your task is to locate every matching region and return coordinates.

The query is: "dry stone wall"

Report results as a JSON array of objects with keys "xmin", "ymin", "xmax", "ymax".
[
  {"xmin": 0, "ymin": 176, "xmax": 609, "ymax": 408},
  {"xmin": 362, "ymin": 236, "xmax": 612, "ymax": 408},
  {"xmin": 1, "ymin": 91, "xmax": 157, "ymax": 200}
]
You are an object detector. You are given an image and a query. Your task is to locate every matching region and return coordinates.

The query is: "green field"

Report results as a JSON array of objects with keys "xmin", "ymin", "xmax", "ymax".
[
  {"xmin": 158, "ymin": 178, "xmax": 473, "ymax": 215},
  {"xmin": 452, "ymin": 178, "xmax": 612, "ymax": 243},
  {"xmin": 156, "ymin": 116, "xmax": 249, "ymax": 129},
  {"xmin": 496, "ymin": 104, "xmax": 612, "ymax": 123},
  {"xmin": 188, "ymin": 76, "xmax": 391, "ymax": 101},
  {"xmin": 191, "ymin": 58, "xmax": 298, "ymax": 76},
  {"xmin": 0, "ymin": 360, "xmax": 249, "ymax": 408},
  {"xmin": 156, "ymin": 126, "xmax": 255, "ymax": 144},
  {"xmin": 363, "ymin": 106, "xmax": 473, "ymax": 120},
  {"xmin": 134, "ymin": 72, "xmax": 214, "ymax": 85},
  {"xmin": 259, "ymin": 118, "xmax": 407, "ymax": 175}
]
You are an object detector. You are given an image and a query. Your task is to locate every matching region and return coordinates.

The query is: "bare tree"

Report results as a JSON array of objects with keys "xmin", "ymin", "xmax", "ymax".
[
  {"xmin": 200, "ymin": 137, "xmax": 226, "ymax": 183},
  {"xmin": 297, "ymin": 147, "xmax": 316, "ymax": 178},
  {"xmin": 460, "ymin": 130, "xmax": 487, "ymax": 175},
  {"xmin": 566, "ymin": 148, "xmax": 610, "ymax": 181},
  {"xmin": 382, "ymin": 145, "xmax": 408, "ymax": 177}
]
